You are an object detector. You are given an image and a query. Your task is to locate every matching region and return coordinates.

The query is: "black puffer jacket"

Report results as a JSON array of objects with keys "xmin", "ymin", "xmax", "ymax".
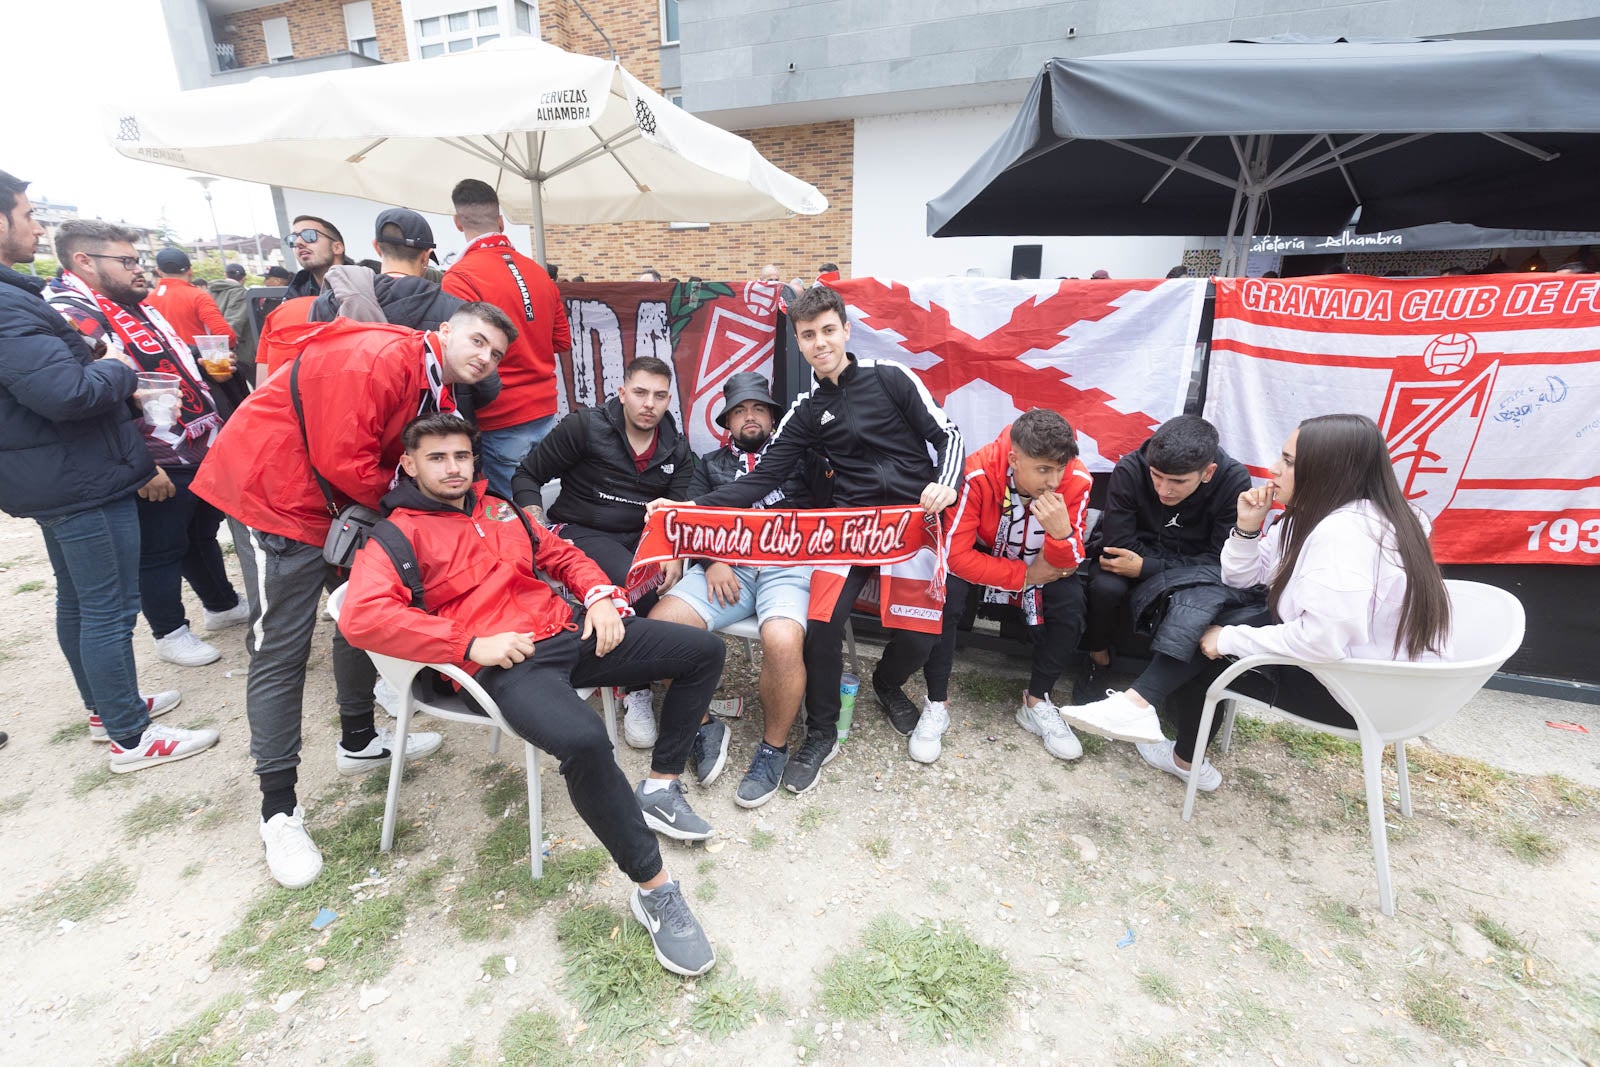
[
  {"xmin": 689, "ymin": 437, "xmax": 823, "ymax": 508},
  {"xmin": 510, "ymin": 395, "xmax": 694, "ymax": 532},
  {"xmin": 695, "ymin": 353, "xmax": 963, "ymax": 509},
  {"xmin": 0, "ymin": 265, "xmax": 154, "ymax": 519},
  {"xmin": 1130, "ymin": 563, "xmax": 1268, "ymax": 662},
  {"xmin": 1099, "ymin": 439, "xmax": 1253, "ymax": 575}
]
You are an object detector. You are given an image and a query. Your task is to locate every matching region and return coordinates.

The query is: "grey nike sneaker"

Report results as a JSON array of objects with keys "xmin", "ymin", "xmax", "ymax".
[
  {"xmin": 688, "ymin": 715, "xmax": 731, "ymax": 786},
  {"xmin": 636, "ymin": 779, "xmax": 714, "ymax": 841},
  {"xmin": 631, "ymin": 881, "xmax": 715, "ymax": 976}
]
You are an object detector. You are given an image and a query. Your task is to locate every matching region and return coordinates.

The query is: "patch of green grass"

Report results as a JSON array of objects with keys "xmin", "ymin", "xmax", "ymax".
[
  {"xmin": 1217, "ymin": 991, "xmax": 1287, "ymax": 1042},
  {"xmin": 1076, "ymin": 731, "xmax": 1107, "ymax": 757},
  {"xmin": 478, "ymin": 762, "xmax": 524, "ymax": 815},
  {"xmin": 0, "ymin": 791, "xmax": 29, "ymax": 816},
  {"xmin": 1236, "ymin": 766, "xmax": 1292, "ymax": 808},
  {"xmin": 556, "ymin": 904, "xmax": 678, "ymax": 1041},
  {"xmin": 1548, "ymin": 774, "xmax": 1594, "ymax": 811},
  {"xmin": 695, "ymin": 880, "xmax": 718, "ymax": 903},
  {"xmin": 410, "ymin": 857, "xmax": 455, "ymax": 903},
  {"xmin": 117, "ymin": 993, "xmax": 246, "ymax": 1067},
  {"xmin": 1472, "ymin": 913, "xmax": 1527, "ymax": 954},
  {"xmin": 1251, "ymin": 928, "xmax": 1305, "ymax": 972},
  {"xmin": 1404, "ymin": 974, "xmax": 1476, "ymax": 1041},
  {"xmin": 14, "ymin": 579, "xmax": 45, "ymax": 594},
  {"xmin": 796, "ymin": 805, "xmax": 833, "ymax": 833},
  {"xmin": 955, "ymin": 670, "xmax": 1017, "ymax": 704},
  {"xmin": 1334, "ymin": 944, "xmax": 1366, "ymax": 970},
  {"xmin": 444, "ymin": 1041, "xmax": 477, "ymax": 1067},
  {"xmin": 1500, "ymin": 826, "xmax": 1561, "ymax": 864},
  {"xmin": 1137, "ymin": 970, "xmax": 1179, "ymax": 1004},
  {"xmin": 121, "ymin": 794, "xmax": 208, "ymax": 839},
  {"xmin": 688, "ymin": 968, "xmax": 777, "ymax": 1039},
  {"xmin": 358, "ymin": 760, "xmax": 429, "ymax": 795},
  {"xmin": 479, "ymin": 952, "xmax": 514, "ymax": 980},
  {"xmin": 180, "ymin": 861, "xmax": 204, "ymax": 880},
  {"xmin": 1315, "ymin": 898, "xmax": 1368, "ymax": 938},
  {"xmin": 929, "ymin": 879, "xmax": 950, "ymax": 896},
  {"xmin": 452, "ymin": 825, "xmax": 607, "ymax": 940},
  {"xmin": 819, "ymin": 915, "xmax": 1017, "ymax": 1044},
  {"xmin": 862, "ymin": 835, "xmax": 891, "ymax": 861},
  {"xmin": 1270, "ymin": 721, "xmax": 1360, "ymax": 765},
  {"xmin": 498, "ymin": 1010, "xmax": 570, "ymax": 1066},
  {"xmin": 1228, "ymin": 713, "xmax": 1270, "ymax": 746},
  {"xmin": 1118, "ymin": 1037, "xmax": 1187, "ymax": 1067},
  {"xmin": 70, "ymin": 766, "xmax": 134, "ymax": 798},
  {"xmin": 749, "ymin": 828, "xmax": 775, "ymax": 851},
  {"xmin": 25, "ymin": 859, "xmax": 135, "ymax": 925},
  {"xmin": 50, "ymin": 722, "xmax": 83, "ymax": 745}
]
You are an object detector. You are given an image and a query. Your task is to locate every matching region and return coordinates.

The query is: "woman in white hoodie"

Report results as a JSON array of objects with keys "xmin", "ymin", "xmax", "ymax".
[{"xmin": 1067, "ymin": 413, "xmax": 1452, "ymax": 791}]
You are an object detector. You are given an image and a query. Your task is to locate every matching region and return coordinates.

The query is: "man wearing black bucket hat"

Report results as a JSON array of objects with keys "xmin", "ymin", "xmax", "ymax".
[{"xmin": 649, "ymin": 371, "xmax": 825, "ymax": 808}]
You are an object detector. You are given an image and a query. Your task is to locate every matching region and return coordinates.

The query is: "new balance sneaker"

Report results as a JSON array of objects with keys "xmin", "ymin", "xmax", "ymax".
[
  {"xmin": 335, "ymin": 726, "xmax": 443, "ymax": 776},
  {"xmin": 735, "ymin": 742, "xmax": 788, "ymax": 808},
  {"xmin": 89, "ymin": 690, "xmax": 182, "ymax": 742},
  {"xmin": 202, "ymin": 602, "xmax": 250, "ymax": 632},
  {"xmin": 631, "ymin": 882, "xmax": 715, "ymax": 976},
  {"xmin": 260, "ymin": 805, "xmax": 324, "ymax": 889},
  {"xmin": 1016, "ymin": 693, "xmax": 1083, "ymax": 761},
  {"xmin": 107, "ymin": 723, "xmax": 219, "ymax": 773},
  {"xmin": 907, "ymin": 698, "xmax": 949, "ymax": 764},
  {"xmin": 871, "ymin": 669, "xmax": 920, "ymax": 736},
  {"xmin": 1061, "ymin": 689, "xmax": 1166, "ymax": 744},
  {"xmin": 1136, "ymin": 738, "xmax": 1223, "ymax": 792},
  {"xmin": 636, "ymin": 779, "xmax": 714, "ymax": 841},
  {"xmin": 623, "ymin": 689, "xmax": 658, "ymax": 749},
  {"xmin": 781, "ymin": 734, "xmax": 839, "ymax": 795},
  {"xmin": 154, "ymin": 625, "xmax": 222, "ymax": 667},
  {"xmin": 688, "ymin": 716, "xmax": 730, "ymax": 786}
]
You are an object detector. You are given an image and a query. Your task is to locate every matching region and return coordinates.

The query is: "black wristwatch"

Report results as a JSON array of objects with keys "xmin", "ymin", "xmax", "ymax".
[{"xmin": 1230, "ymin": 524, "xmax": 1263, "ymax": 540}]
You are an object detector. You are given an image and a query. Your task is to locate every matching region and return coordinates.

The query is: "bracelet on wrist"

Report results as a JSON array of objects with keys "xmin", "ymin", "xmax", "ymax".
[{"xmin": 1231, "ymin": 524, "xmax": 1263, "ymax": 540}]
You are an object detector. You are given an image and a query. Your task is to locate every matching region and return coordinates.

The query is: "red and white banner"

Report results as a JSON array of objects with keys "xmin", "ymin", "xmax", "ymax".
[
  {"xmin": 830, "ymin": 277, "xmax": 1207, "ymax": 471},
  {"xmin": 1208, "ymin": 275, "xmax": 1600, "ymax": 565}
]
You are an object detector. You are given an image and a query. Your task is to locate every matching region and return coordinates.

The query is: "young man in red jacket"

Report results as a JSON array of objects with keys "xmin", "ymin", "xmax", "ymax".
[
  {"xmin": 192, "ymin": 302, "xmax": 512, "ymax": 890},
  {"xmin": 918, "ymin": 409, "xmax": 1092, "ymax": 764},
  {"xmin": 443, "ymin": 179, "xmax": 571, "ymax": 497},
  {"xmin": 340, "ymin": 413, "xmax": 722, "ymax": 976}
]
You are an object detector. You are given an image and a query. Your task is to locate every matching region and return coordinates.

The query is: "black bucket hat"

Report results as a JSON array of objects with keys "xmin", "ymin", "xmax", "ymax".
[{"xmin": 715, "ymin": 371, "xmax": 781, "ymax": 429}]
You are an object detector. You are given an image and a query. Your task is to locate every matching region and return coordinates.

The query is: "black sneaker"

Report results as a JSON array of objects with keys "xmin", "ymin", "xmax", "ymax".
[
  {"xmin": 781, "ymin": 735, "xmax": 839, "ymax": 795},
  {"xmin": 688, "ymin": 716, "xmax": 731, "ymax": 786},
  {"xmin": 871, "ymin": 670, "xmax": 920, "ymax": 736},
  {"xmin": 631, "ymin": 881, "xmax": 715, "ymax": 976},
  {"xmin": 1071, "ymin": 658, "xmax": 1108, "ymax": 706},
  {"xmin": 635, "ymin": 779, "xmax": 714, "ymax": 841},
  {"xmin": 735, "ymin": 742, "xmax": 788, "ymax": 809}
]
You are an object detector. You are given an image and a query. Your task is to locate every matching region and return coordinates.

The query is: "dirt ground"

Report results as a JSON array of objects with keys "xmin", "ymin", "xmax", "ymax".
[{"xmin": 1, "ymin": 510, "xmax": 1597, "ymax": 1067}]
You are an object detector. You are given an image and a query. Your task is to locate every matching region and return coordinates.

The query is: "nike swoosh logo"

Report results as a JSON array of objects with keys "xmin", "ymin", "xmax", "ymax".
[
  {"xmin": 659, "ymin": 809, "xmax": 678, "ymax": 823},
  {"xmin": 641, "ymin": 907, "xmax": 662, "ymax": 933}
]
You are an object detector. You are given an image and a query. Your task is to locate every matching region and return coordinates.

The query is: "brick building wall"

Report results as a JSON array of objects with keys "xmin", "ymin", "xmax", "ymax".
[{"xmin": 219, "ymin": 0, "xmax": 407, "ymax": 68}]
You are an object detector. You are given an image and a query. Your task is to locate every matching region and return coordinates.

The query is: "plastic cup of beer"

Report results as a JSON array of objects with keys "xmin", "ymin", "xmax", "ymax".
[
  {"xmin": 195, "ymin": 335, "xmax": 234, "ymax": 381},
  {"xmin": 135, "ymin": 372, "xmax": 183, "ymax": 430}
]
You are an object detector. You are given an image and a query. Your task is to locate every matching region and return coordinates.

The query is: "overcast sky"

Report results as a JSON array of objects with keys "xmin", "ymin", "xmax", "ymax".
[{"xmin": 10, "ymin": 0, "xmax": 277, "ymax": 242}]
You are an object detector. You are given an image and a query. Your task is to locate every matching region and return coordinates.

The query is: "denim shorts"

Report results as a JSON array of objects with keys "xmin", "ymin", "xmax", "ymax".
[{"xmin": 666, "ymin": 563, "xmax": 813, "ymax": 631}]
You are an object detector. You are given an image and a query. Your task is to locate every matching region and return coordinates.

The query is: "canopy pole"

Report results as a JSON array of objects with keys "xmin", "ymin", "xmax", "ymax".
[
  {"xmin": 1223, "ymin": 135, "xmax": 1272, "ymax": 277},
  {"xmin": 526, "ymin": 132, "xmax": 546, "ymax": 266}
]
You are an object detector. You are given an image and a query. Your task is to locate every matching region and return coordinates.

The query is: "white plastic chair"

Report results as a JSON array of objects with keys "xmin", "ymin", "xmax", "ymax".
[
  {"xmin": 1183, "ymin": 579, "xmax": 1525, "ymax": 916},
  {"xmin": 326, "ymin": 584, "xmax": 618, "ymax": 880}
]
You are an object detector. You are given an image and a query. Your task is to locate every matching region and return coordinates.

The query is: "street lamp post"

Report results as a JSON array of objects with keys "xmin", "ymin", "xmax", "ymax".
[{"xmin": 188, "ymin": 175, "xmax": 226, "ymax": 269}]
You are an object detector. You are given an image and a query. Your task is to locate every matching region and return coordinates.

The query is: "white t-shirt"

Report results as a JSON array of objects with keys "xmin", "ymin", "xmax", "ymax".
[{"xmin": 1216, "ymin": 500, "xmax": 1451, "ymax": 663}]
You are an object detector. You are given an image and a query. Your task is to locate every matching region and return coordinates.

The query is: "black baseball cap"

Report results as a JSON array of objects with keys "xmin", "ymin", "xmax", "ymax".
[
  {"xmin": 375, "ymin": 207, "xmax": 438, "ymax": 262},
  {"xmin": 155, "ymin": 247, "xmax": 191, "ymax": 273},
  {"xmin": 264, "ymin": 265, "xmax": 293, "ymax": 282},
  {"xmin": 224, "ymin": 263, "xmax": 246, "ymax": 281}
]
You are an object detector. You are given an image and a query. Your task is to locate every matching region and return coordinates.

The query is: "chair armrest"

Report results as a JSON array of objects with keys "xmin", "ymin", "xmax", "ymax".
[
  {"xmin": 1203, "ymin": 653, "xmax": 1301, "ymax": 701},
  {"xmin": 428, "ymin": 661, "xmax": 500, "ymax": 718}
]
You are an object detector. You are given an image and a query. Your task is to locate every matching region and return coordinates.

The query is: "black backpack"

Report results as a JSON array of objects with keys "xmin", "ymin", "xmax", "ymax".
[{"xmin": 367, "ymin": 489, "xmax": 541, "ymax": 611}]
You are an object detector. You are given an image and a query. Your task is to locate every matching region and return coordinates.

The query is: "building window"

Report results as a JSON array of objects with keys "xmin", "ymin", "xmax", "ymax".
[
  {"xmin": 515, "ymin": 1, "xmax": 536, "ymax": 34},
  {"xmin": 343, "ymin": 2, "xmax": 377, "ymax": 57},
  {"xmin": 416, "ymin": 6, "xmax": 503, "ymax": 57},
  {"xmin": 660, "ymin": 0, "xmax": 679, "ymax": 44},
  {"xmin": 262, "ymin": 16, "xmax": 293, "ymax": 62}
]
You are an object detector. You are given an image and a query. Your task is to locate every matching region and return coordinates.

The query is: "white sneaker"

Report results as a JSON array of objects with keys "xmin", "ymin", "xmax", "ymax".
[
  {"xmin": 336, "ymin": 726, "xmax": 443, "ymax": 776},
  {"xmin": 1137, "ymin": 738, "xmax": 1223, "ymax": 792},
  {"xmin": 373, "ymin": 677, "xmax": 403, "ymax": 718},
  {"xmin": 1016, "ymin": 693, "xmax": 1083, "ymax": 760},
  {"xmin": 107, "ymin": 722, "xmax": 219, "ymax": 773},
  {"xmin": 89, "ymin": 690, "xmax": 181, "ymax": 742},
  {"xmin": 260, "ymin": 806, "xmax": 323, "ymax": 889},
  {"xmin": 1060, "ymin": 689, "xmax": 1166, "ymax": 744},
  {"xmin": 154, "ymin": 625, "xmax": 221, "ymax": 667},
  {"xmin": 202, "ymin": 602, "xmax": 250, "ymax": 632},
  {"xmin": 623, "ymin": 689, "xmax": 658, "ymax": 749},
  {"xmin": 907, "ymin": 698, "xmax": 949, "ymax": 764}
]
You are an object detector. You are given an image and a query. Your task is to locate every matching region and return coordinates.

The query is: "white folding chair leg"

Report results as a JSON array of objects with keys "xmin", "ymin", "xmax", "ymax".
[
  {"xmin": 1394, "ymin": 738, "xmax": 1412, "ymax": 818},
  {"xmin": 600, "ymin": 687, "xmax": 618, "ymax": 747},
  {"xmin": 1360, "ymin": 734, "xmax": 1396, "ymax": 917},
  {"xmin": 1217, "ymin": 700, "xmax": 1237, "ymax": 754},
  {"xmin": 743, "ymin": 637, "xmax": 756, "ymax": 664},
  {"xmin": 1182, "ymin": 693, "xmax": 1223, "ymax": 822},
  {"xmin": 489, "ymin": 727, "xmax": 501, "ymax": 755},
  {"xmin": 380, "ymin": 697, "xmax": 415, "ymax": 854},
  {"xmin": 523, "ymin": 741, "xmax": 543, "ymax": 880}
]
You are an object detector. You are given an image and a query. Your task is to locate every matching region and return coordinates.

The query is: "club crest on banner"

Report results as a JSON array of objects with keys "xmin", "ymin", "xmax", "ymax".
[{"xmin": 1380, "ymin": 332, "xmax": 1500, "ymax": 522}]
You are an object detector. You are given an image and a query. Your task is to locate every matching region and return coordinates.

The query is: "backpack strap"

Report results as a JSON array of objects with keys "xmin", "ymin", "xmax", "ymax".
[{"xmin": 369, "ymin": 520, "xmax": 426, "ymax": 610}]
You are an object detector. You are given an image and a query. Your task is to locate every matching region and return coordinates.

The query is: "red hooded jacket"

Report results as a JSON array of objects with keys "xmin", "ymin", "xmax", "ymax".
[
  {"xmin": 339, "ymin": 480, "xmax": 621, "ymax": 673},
  {"xmin": 945, "ymin": 423, "xmax": 1092, "ymax": 591},
  {"xmin": 191, "ymin": 319, "xmax": 448, "ymax": 546}
]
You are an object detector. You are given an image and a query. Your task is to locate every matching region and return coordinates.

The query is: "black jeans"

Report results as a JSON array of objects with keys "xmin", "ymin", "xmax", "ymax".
[
  {"xmin": 1082, "ymin": 561, "xmax": 1135, "ymax": 653},
  {"xmin": 1133, "ymin": 650, "xmax": 1355, "ymax": 762},
  {"xmin": 559, "ymin": 522, "xmax": 656, "ymax": 694},
  {"xmin": 804, "ymin": 565, "xmax": 938, "ymax": 743},
  {"xmin": 137, "ymin": 466, "xmax": 240, "ymax": 638},
  {"xmin": 478, "ymin": 619, "xmax": 725, "ymax": 884},
  {"xmin": 923, "ymin": 572, "xmax": 1087, "ymax": 704}
]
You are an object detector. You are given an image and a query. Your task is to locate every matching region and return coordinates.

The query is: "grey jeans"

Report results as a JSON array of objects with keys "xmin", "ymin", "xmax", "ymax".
[{"xmin": 230, "ymin": 518, "xmax": 377, "ymax": 777}]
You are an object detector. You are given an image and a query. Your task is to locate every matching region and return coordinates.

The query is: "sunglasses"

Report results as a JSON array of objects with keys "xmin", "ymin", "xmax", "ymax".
[
  {"xmin": 83, "ymin": 253, "xmax": 143, "ymax": 271},
  {"xmin": 285, "ymin": 228, "xmax": 337, "ymax": 247}
]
